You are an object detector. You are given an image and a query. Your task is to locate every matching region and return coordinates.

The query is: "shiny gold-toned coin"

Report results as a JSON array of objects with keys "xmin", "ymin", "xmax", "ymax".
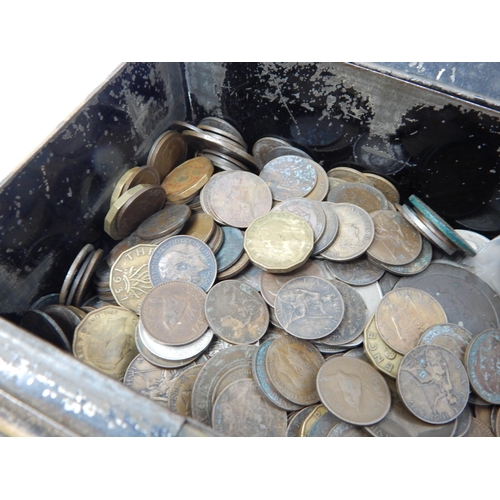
[
  {"xmin": 73, "ymin": 305, "xmax": 139, "ymax": 380},
  {"xmin": 147, "ymin": 130, "xmax": 188, "ymax": 181},
  {"xmin": 244, "ymin": 212, "xmax": 314, "ymax": 273}
]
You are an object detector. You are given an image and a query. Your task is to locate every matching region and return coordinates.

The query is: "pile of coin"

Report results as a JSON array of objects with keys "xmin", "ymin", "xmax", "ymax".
[{"xmin": 23, "ymin": 116, "xmax": 500, "ymax": 437}]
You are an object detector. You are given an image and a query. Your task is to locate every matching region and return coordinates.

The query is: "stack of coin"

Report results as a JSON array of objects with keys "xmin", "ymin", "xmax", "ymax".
[
  {"xmin": 147, "ymin": 130, "xmax": 188, "ymax": 182},
  {"xmin": 110, "ymin": 166, "xmax": 161, "ymax": 207}
]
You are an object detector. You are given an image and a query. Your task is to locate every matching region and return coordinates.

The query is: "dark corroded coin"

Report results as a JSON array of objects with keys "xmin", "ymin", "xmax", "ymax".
[
  {"xmin": 398, "ymin": 344, "xmax": 470, "ymax": 424},
  {"xmin": 265, "ymin": 336, "xmax": 325, "ymax": 406},
  {"xmin": 275, "ymin": 276, "xmax": 344, "ymax": 340},
  {"xmin": 212, "ymin": 379, "xmax": 288, "ymax": 437},
  {"xmin": 215, "ymin": 226, "xmax": 244, "ymax": 272},
  {"xmin": 465, "ymin": 329, "xmax": 500, "ymax": 404},
  {"xmin": 149, "ymin": 235, "xmax": 217, "ymax": 291},
  {"xmin": 204, "ymin": 280, "xmax": 269, "ymax": 345},
  {"xmin": 418, "ymin": 323, "xmax": 472, "ymax": 365},
  {"xmin": 140, "ymin": 281, "xmax": 208, "ymax": 346},
  {"xmin": 42, "ymin": 304, "xmax": 82, "ymax": 345},
  {"xmin": 324, "ymin": 256, "xmax": 384, "ymax": 286},
  {"xmin": 136, "ymin": 204, "xmax": 191, "ymax": 240},
  {"xmin": 317, "ymin": 356, "xmax": 391, "ymax": 426},
  {"xmin": 20, "ymin": 309, "xmax": 72, "ymax": 351}
]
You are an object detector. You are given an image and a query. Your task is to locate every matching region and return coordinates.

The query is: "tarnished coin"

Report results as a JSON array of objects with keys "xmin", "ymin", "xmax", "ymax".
[
  {"xmin": 198, "ymin": 148, "xmax": 250, "ymax": 172},
  {"xmin": 376, "ymin": 287, "xmax": 448, "ymax": 355},
  {"xmin": 198, "ymin": 117, "xmax": 246, "ymax": 145},
  {"xmin": 275, "ymin": 276, "xmax": 344, "ymax": 340},
  {"xmin": 317, "ymin": 356, "xmax": 391, "ymax": 425},
  {"xmin": 110, "ymin": 166, "xmax": 161, "ymax": 208},
  {"xmin": 464, "ymin": 417, "xmax": 495, "ymax": 437},
  {"xmin": 42, "ymin": 304, "xmax": 82, "ymax": 345},
  {"xmin": 212, "ymin": 378, "xmax": 287, "ymax": 437},
  {"xmin": 215, "ymin": 226, "xmax": 244, "ymax": 272},
  {"xmin": 327, "ymin": 166, "xmax": 369, "ymax": 183},
  {"xmin": 418, "ymin": 323, "xmax": 472, "ymax": 365},
  {"xmin": 312, "ymin": 202, "xmax": 339, "ymax": 255},
  {"xmin": 65, "ymin": 250, "xmax": 96, "ymax": 307},
  {"xmin": 20, "ymin": 309, "xmax": 72, "ymax": 351},
  {"xmin": 465, "ymin": 329, "xmax": 500, "ymax": 404},
  {"xmin": 206, "ymin": 223, "xmax": 224, "ymax": 254},
  {"xmin": 307, "ymin": 409, "xmax": 342, "ymax": 437},
  {"xmin": 205, "ymin": 280, "xmax": 269, "ymax": 345},
  {"xmin": 328, "ymin": 422, "xmax": 371, "ymax": 437},
  {"xmin": 260, "ymin": 155, "xmax": 318, "ymax": 201},
  {"xmin": 234, "ymin": 264, "xmax": 262, "ymax": 292},
  {"xmin": 59, "ymin": 244, "xmax": 94, "ymax": 304},
  {"xmin": 140, "ymin": 281, "xmax": 208, "ymax": 346},
  {"xmin": 198, "ymin": 124, "xmax": 247, "ymax": 149},
  {"xmin": 110, "ymin": 244, "xmax": 156, "ymax": 314},
  {"xmin": 244, "ymin": 212, "xmax": 314, "ymax": 273},
  {"xmin": 299, "ymin": 404, "xmax": 329, "ymax": 436},
  {"xmin": 367, "ymin": 210, "xmax": 422, "ymax": 266},
  {"xmin": 324, "ymin": 256, "xmax": 384, "ymax": 285},
  {"xmin": 397, "ymin": 344, "xmax": 470, "ymax": 424},
  {"xmin": 327, "ymin": 181, "xmax": 389, "ymax": 214},
  {"xmin": 211, "ymin": 359, "xmax": 254, "ymax": 405},
  {"xmin": 287, "ymin": 405, "xmax": 323, "ymax": 437},
  {"xmin": 136, "ymin": 204, "xmax": 191, "ymax": 241},
  {"xmin": 216, "ymin": 251, "xmax": 250, "ymax": 280},
  {"xmin": 266, "ymin": 144, "xmax": 312, "ymax": 162},
  {"xmin": 454, "ymin": 404, "xmax": 473, "ymax": 437},
  {"xmin": 304, "ymin": 161, "xmax": 329, "ymax": 201},
  {"xmin": 265, "ymin": 336, "xmax": 324, "ymax": 406},
  {"xmin": 149, "ymin": 235, "xmax": 217, "ymax": 291},
  {"xmin": 363, "ymin": 315, "xmax": 403, "ymax": 379},
  {"xmin": 182, "ymin": 211, "xmax": 216, "ymax": 243},
  {"xmin": 272, "ymin": 198, "xmax": 326, "ymax": 243},
  {"xmin": 147, "ymin": 130, "xmax": 188, "ymax": 181},
  {"xmin": 252, "ymin": 136, "xmax": 292, "ymax": 170},
  {"xmin": 320, "ymin": 203, "xmax": 375, "ymax": 262},
  {"xmin": 72, "ymin": 248, "xmax": 104, "ymax": 307},
  {"xmin": 73, "ymin": 305, "xmax": 139, "ymax": 380},
  {"xmin": 167, "ymin": 364, "xmax": 204, "ymax": 417},
  {"xmin": 363, "ymin": 172, "xmax": 400, "ymax": 204}
]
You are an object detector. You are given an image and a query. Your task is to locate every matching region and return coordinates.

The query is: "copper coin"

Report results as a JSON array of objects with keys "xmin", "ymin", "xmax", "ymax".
[
  {"xmin": 211, "ymin": 360, "xmax": 254, "ymax": 405},
  {"xmin": 465, "ymin": 329, "xmax": 500, "ymax": 404},
  {"xmin": 327, "ymin": 422, "xmax": 371, "ymax": 437},
  {"xmin": 260, "ymin": 155, "xmax": 318, "ymax": 201},
  {"xmin": 363, "ymin": 172, "xmax": 400, "ymax": 204},
  {"xmin": 65, "ymin": 251, "xmax": 95, "ymax": 307},
  {"xmin": 418, "ymin": 323, "xmax": 472, "ymax": 365},
  {"xmin": 320, "ymin": 203, "xmax": 375, "ymax": 262},
  {"xmin": 212, "ymin": 378, "xmax": 287, "ymax": 436},
  {"xmin": 149, "ymin": 235, "xmax": 217, "ymax": 291},
  {"xmin": 327, "ymin": 181, "xmax": 389, "ymax": 214},
  {"xmin": 206, "ymin": 223, "xmax": 224, "ymax": 254},
  {"xmin": 287, "ymin": 405, "xmax": 323, "ymax": 437},
  {"xmin": 327, "ymin": 166, "xmax": 370, "ymax": 183},
  {"xmin": 275, "ymin": 276, "xmax": 344, "ymax": 340},
  {"xmin": 198, "ymin": 124, "xmax": 247, "ymax": 149},
  {"xmin": 198, "ymin": 148, "xmax": 250, "ymax": 172},
  {"xmin": 324, "ymin": 256, "xmax": 384, "ymax": 286},
  {"xmin": 121, "ymin": 165, "xmax": 161, "ymax": 193},
  {"xmin": 304, "ymin": 161, "xmax": 329, "ymax": 202},
  {"xmin": 73, "ymin": 248, "xmax": 104, "ymax": 307},
  {"xmin": 376, "ymin": 287, "xmax": 448, "ymax": 355},
  {"xmin": 215, "ymin": 226, "xmax": 244, "ymax": 272},
  {"xmin": 205, "ymin": 280, "xmax": 269, "ymax": 345},
  {"xmin": 307, "ymin": 410, "xmax": 342, "ymax": 437},
  {"xmin": 316, "ymin": 356, "xmax": 391, "ymax": 425},
  {"xmin": 135, "ymin": 203, "xmax": 191, "ymax": 241},
  {"xmin": 216, "ymin": 251, "xmax": 250, "ymax": 280},
  {"xmin": 252, "ymin": 136, "xmax": 291, "ymax": 170},
  {"xmin": 140, "ymin": 281, "xmax": 208, "ymax": 346},
  {"xmin": 367, "ymin": 210, "xmax": 422, "ymax": 266},
  {"xmin": 299, "ymin": 404, "xmax": 329, "ymax": 436},
  {"xmin": 464, "ymin": 416, "xmax": 495, "ymax": 437},
  {"xmin": 265, "ymin": 336, "xmax": 325, "ymax": 406},
  {"xmin": 397, "ymin": 344, "xmax": 470, "ymax": 424},
  {"xmin": 167, "ymin": 364, "xmax": 204, "ymax": 417},
  {"xmin": 147, "ymin": 130, "xmax": 188, "ymax": 181},
  {"xmin": 182, "ymin": 212, "xmax": 216, "ymax": 243},
  {"xmin": 42, "ymin": 304, "xmax": 82, "ymax": 344}
]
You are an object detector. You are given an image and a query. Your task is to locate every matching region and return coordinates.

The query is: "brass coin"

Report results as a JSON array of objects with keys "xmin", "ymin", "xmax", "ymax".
[
  {"xmin": 367, "ymin": 210, "xmax": 422, "ymax": 266},
  {"xmin": 182, "ymin": 212, "xmax": 216, "ymax": 243},
  {"xmin": 320, "ymin": 203, "xmax": 375, "ymax": 262},
  {"xmin": 136, "ymin": 203, "xmax": 191, "ymax": 241},
  {"xmin": 327, "ymin": 181, "xmax": 389, "ymax": 213},
  {"xmin": 59, "ymin": 243, "xmax": 94, "ymax": 304},
  {"xmin": 205, "ymin": 280, "xmax": 269, "ymax": 345},
  {"xmin": 212, "ymin": 378, "xmax": 287, "ymax": 436},
  {"xmin": 121, "ymin": 165, "xmax": 161, "ymax": 191},
  {"xmin": 287, "ymin": 405, "xmax": 322, "ymax": 437},
  {"xmin": 265, "ymin": 336, "xmax": 325, "ymax": 406},
  {"xmin": 259, "ymin": 155, "xmax": 318, "ymax": 201},
  {"xmin": 140, "ymin": 281, "xmax": 208, "ymax": 346},
  {"xmin": 73, "ymin": 305, "xmax": 139, "ymax": 380},
  {"xmin": 375, "ymin": 287, "xmax": 447, "ymax": 355},
  {"xmin": 244, "ymin": 212, "xmax": 314, "ymax": 273},
  {"xmin": 306, "ymin": 408, "xmax": 342, "ymax": 437},
  {"xmin": 363, "ymin": 172, "xmax": 400, "ymax": 204},
  {"xmin": 147, "ymin": 130, "xmax": 188, "ymax": 181},
  {"xmin": 110, "ymin": 243, "xmax": 156, "ymax": 314},
  {"xmin": 397, "ymin": 344, "xmax": 470, "ymax": 424},
  {"xmin": 327, "ymin": 166, "xmax": 370, "ymax": 183},
  {"xmin": 167, "ymin": 364, "xmax": 204, "ymax": 417},
  {"xmin": 316, "ymin": 356, "xmax": 391, "ymax": 426},
  {"xmin": 418, "ymin": 323, "xmax": 472, "ymax": 365},
  {"xmin": 465, "ymin": 329, "xmax": 500, "ymax": 404},
  {"xmin": 208, "ymin": 170, "xmax": 273, "ymax": 228}
]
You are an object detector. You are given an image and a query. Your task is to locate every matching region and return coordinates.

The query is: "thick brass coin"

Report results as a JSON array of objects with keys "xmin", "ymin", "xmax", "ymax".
[
  {"xmin": 376, "ymin": 287, "xmax": 448, "ymax": 355},
  {"xmin": 418, "ymin": 323, "xmax": 472, "ymax": 365},
  {"xmin": 397, "ymin": 344, "xmax": 470, "ymax": 424},
  {"xmin": 320, "ymin": 203, "xmax": 375, "ymax": 262},
  {"xmin": 367, "ymin": 210, "xmax": 422, "ymax": 266},
  {"xmin": 136, "ymin": 203, "xmax": 191, "ymax": 241},
  {"xmin": 205, "ymin": 280, "xmax": 269, "ymax": 345},
  {"xmin": 147, "ymin": 130, "xmax": 188, "ymax": 181},
  {"xmin": 307, "ymin": 409, "xmax": 342, "ymax": 437},
  {"xmin": 73, "ymin": 305, "xmax": 139, "ymax": 380},
  {"xmin": 121, "ymin": 165, "xmax": 161, "ymax": 191},
  {"xmin": 287, "ymin": 405, "xmax": 323, "ymax": 437},
  {"xmin": 465, "ymin": 329, "xmax": 500, "ymax": 404},
  {"xmin": 274, "ymin": 276, "xmax": 344, "ymax": 340},
  {"xmin": 259, "ymin": 155, "xmax": 318, "ymax": 201},
  {"xmin": 149, "ymin": 235, "xmax": 217, "ymax": 291},
  {"xmin": 244, "ymin": 212, "xmax": 314, "ymax": 273},
  {"xmin": 327, "ymin": 181, "xmax": 389, "ymax": 213},
  {"xmin": 212, "ymin": 378, "xmax": 288, "ymax": 437},
  {"xmin": 316, "ymin": 356, "xmax": 391, "ymax": 426},
  {"xmin": 167, "ymin": 364, "xmax": 204, "ymax": 417},
  {"xmin": 265, "ymin": 336, "xmax": 324, "ymax": 406},
  {"xmin": 140, "ymin": 281, "xmax": 208, "ymax": 346},
  {"xmin": 110, "ymin": 243, "xmax": 156, "ymax": 314}
]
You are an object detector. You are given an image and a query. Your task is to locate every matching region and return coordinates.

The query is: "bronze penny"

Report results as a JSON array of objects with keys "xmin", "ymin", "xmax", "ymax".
[
  {"xmin": 216, "ymin": 251, "xmax": 250, "ymax": 280},
  {"xmin": 211, "ymin": 360, "xmax": 254, "ymax": 405},
  {"xmin": 465, "ymin": 329, "xmax": 500, "ymax": 404},
  {"xmin": 147, "ymin": 130, "xmax": 188, "ymax": 181},
  {"xmin": 464, "ymin": 417, "xmax": 495, "ymax": 437},
  {"xmin": 312, "ymin": 202, "xmax": 339, "ymax": 255},
  {"xmin": 199, "ymin": 148, "xmax": 250, "ymax": 172},
  {"xmin": 42, "ymin": 304, "xmax": 82, "ymax": 344},
  {"xmin": 327, "ymin": 422, "xmax": 371, "ymax": 437},
  {"xmin": 316, "ymin": 356, "xmax": 391, "ymax": 425},
  {"xmin": 212, "ymin": 378, "xmax": 288, "ymax": 436},
  {"xmin": 136, "ymin": 203, "xmax": 191, "ymax": 240},
  {"xmin": 121, "ymin": 166, "xmax": 161, "ymax": 193},
  {"xmin": 73, "ymin": 305, "xmax": 139, "ymax": 380},
  {"xmin": 287, "ymin": 405, "xmax": 323, "ymax": 437},
  {"xmin": 397, "ymin": 344, "xmax": 470, "ymax": 424},
  {"xmin": 274, "ymin": 276, "xmax": 344, "ymax": 340},
  {"xmin": 65, "ymin": 251, "xmax": 95, "ymax": 307},
  {"xmin": 182, "ymin": 212, "xmax": 216, "ymax": 243},
  {"xmin": 73, "ymin": 248, "xmax": 104, "ymax": 307},
  {"xmin": 198, "ymin": 124, "xmax": 247, "ymax": 149},
  {"xmin": 167, "ymin": 364, "xmax": 204, "ymax": 417},
  {"xmin": 418, "ymin": 323, "xmax": 472, "ymax": 365},
  {"xmin": 252, "ymin": 136, "xmax": 292, "ymax": 170},
  {"xmin": 363, "ymin": 172, "xmax": 400, "ymax": 204},
  {"xmin": 327, "ymin": 166, "xmax": 370, "ymax": 183},
  {"xmin": 205, "ymin": 280, "xmax": 269, "ymax": 345},
  {"xmin": 327, "ymin": 181, "xmax": 389, "ymax": 214},
  {"xmin": 198, "ymin": 117, "xmax": 246, "ymax": 145},
  {"xmin": 375, "ymin": 287, "xmax": 448, "ymax": 355},
  {"xmin": 206, "ymin": 223, "xmax": 224, "ymax": 254},
  {"xmin": 265, "ymin": 336, "xmax": 324, "ymax": 406},
  {"xmin": 367, "ymin": 210, "xmax": 422, "ymax": 266},
  {"xmin": 304, "ymin": 161, "xmax": 329, "ymax": 201}
]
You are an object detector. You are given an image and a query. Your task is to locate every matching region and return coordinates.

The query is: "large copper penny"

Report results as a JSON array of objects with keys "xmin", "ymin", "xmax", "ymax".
[
  {"xmin": 149, "ymin": 235, "xmax": 217, "ymax": 291},
  {"xmin": 167, "ymin": 364, "xmax": 204, "ymax": 417},
  {"xmin": 274, "ymin": 276, "xmax": 344, "ymax": 340},
  {"xmin": 397, "ymin": 344, "xmax": 470, "ymax": 424},
  {"xmin": 363, "ymin": 172, "xmax": 400, "ymax": 204},
  {"xmin": 265, "ymin": 336, "xmax": 324, "ymax": 406},
  {"xmin": 418, "ymin": 323, "xmax": 472, "ymax": 365},
  {"xmin": 140, "ymin": 281, "xmax": 208, "ymax": 346},
  {"xmin": 316, "ymin": 356, "xmax": 391, "ymax": 425},
  {"xmin": 212, "ymin": 378, "xmax": 287, "ymax": 436},
  {"xmin": 136, "ymin": 203, "xmax": 191, "ymax": 240},
  {"xmin": 147, "ymin": 130, "xmax": 188, "ymax": 181},
  {"xmin": 375, "ymin": 287, "xmax": 448, "ymax": 355},
  {"xmin": 204, "ymin": 280, "xmax": 269, "ymax": 345},
  {"xmin": 465, "ymin": 329, "xmax": 500, "ymax": 404}
]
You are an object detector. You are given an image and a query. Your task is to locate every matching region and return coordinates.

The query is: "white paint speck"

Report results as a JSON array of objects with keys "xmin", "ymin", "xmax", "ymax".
[{"xmin": 436, "ymin": 68, "xmax": 445, "ymax": 80}]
